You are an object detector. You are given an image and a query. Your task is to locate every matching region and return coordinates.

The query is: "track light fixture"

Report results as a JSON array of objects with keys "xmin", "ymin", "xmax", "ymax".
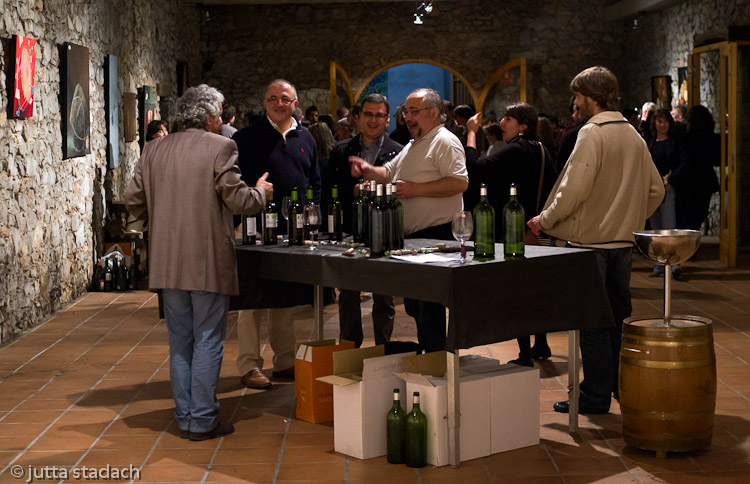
[{"xmin": 413, "ymin": 2, "xmax": 433, "ymax": 25}]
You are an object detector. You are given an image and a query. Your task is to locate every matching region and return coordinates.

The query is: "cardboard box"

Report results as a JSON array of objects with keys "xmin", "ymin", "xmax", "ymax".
[
  {"xmin": 294, "ymin": 339, "xmax": 355, "ymax": 423},
  {"xmin": 395, "ymin": 353, "xmax": 539, "ymax": 466},
  {"xmin": 317, "ymin": 345, "xmax": 415, "ymax": 459}
]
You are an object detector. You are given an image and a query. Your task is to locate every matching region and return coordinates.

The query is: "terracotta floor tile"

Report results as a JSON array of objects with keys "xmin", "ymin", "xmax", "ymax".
[
  {"xmin": 0, "ymin": 423, "xmax": 49, "ymax": 437},
  {"xmin": 138, "ymin": 464, "xmax": 207, "ymax": 482},
  {"xmin": 12, "ymin": 449, "xmax": 86, "ymax": 466},
  {"xmin": 145, "ymin": 448, "xmax": 218, "ymax": 466},
  {"xmin": 629, "ymin": 469, "xmax": 713, "ymax": 483},
  {"xmin": 204, "ymin": 463, "xmax": 277, "ymax": 482},
  {"xmin": 1, "ymin": 410, "xmax": 64, "ymax": 424},
  {"xmin": 486, "ymin": 456, "xmax": 560, "ymax": 477},
  {"xmin": 213, "ymin": 447, "xmax": 282, "ymax": 464},
  {"xmin": 487, "ymin": 477, "xmax": 564, "ymax": 484},
  {"xmin": 77, "ymin": 448, "xmax": 150, "ymax": 467},
  {"xmin": 283, "ymin": 432, "xmax": 333, "ymax": 448},
  {"xmin": 0, "ymin": 435, "xmax": 35, "ymax": 451},
  {"xmin": 554, "ymin": 456, "xmax": 630, "ymax": 476},
  {"xmin": 28, "ymin": 435, "xmax": 99, "ymax": 452},
  {"xmin": 562, "ymin": 472, "xmax": 639, "ymax": 483},
  {"xmin": 281, "ymin": 445, "xmax": 342, "ymax": 463},
  {"xmin": 347, "ymin": 459, "xmax": 421, "ymax": 479},
  {"xmin": 221, "ymin": 432, "xmax": 286, "ymax": 449},
  {"xmin": 277, "ymin": 462, "xmax": 346, "ymax": 480}
]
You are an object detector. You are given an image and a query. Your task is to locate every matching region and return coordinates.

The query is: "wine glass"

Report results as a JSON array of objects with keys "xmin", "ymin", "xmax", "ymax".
[
  {"xmin": 451, "ymin": 211, "xmax": 473, "ymax": 263},
  {"xmin": 280, "ymin": 196, "xmax": 292, "ymax": 222},
  {"xmin": 304, "ymin": 203, "xmax": 322, "ymax": 251}
]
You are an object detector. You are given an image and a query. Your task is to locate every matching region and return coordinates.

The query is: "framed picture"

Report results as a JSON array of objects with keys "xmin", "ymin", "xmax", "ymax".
[
  {"xmin": 61, "ymin": 42, "xmax": 90, "ymax": 158},
  {"xmin": 651, "ymin": 75, "xmax": 672, "ymax": 110},
  {"xmin": 12, "ymin": 35, "xmax": 36, "ymax": 118},
  {"xmin": 122, "ymin": 92, "xmax": 137, "ymax": 142},
  {"xmin": 677, "ymin": 67, "xmax": 688, "ymax": 105},
  {"xmin": 138, "ymin": 85, "xmax": 157, "ymax": 150},
  {"xmin": 104, "ymin": 55, "xmax": 119, "ymax": 169}
]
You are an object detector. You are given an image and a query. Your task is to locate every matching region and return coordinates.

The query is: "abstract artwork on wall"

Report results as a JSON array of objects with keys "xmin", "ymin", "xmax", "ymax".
[
  {"xmin": 105, "ymin": 55, "xmax": 119, "ymax": 169},
  {"xmin": 62, "ymin": 42, "xmax": 90, "ymax": 158},
  {"xmin": 138, "ymin": 85, "xmax": 157, "ymax": 150},
  {"xmin": 12, "ymin": 35, "xmax": 36, "ymax": 118}
]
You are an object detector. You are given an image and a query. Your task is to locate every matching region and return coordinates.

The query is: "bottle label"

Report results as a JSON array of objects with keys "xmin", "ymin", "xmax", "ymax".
[
  {"xmin": 328, "ymin": 215, "xmax": 334, "ymax": 233},
  {"xmin": 296, "ymin": 214, "xmax": 304, "ymax": 229},
  {"xmin": 265, "ymin": 213, "xmax": 277, "ymax": 228},
  {"xmin": 105, "ymin": 273, "xmax": 112, "ymax": 281},
  {"xmin": 246, "ymin": 217, "xmax": 256, "ymax": 236}
]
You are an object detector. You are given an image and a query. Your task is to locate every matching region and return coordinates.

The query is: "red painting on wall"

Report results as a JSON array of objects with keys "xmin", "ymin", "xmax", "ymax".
[{"xmin": 13, "ymin": 35, "xmax": 37, "ymax": 118}]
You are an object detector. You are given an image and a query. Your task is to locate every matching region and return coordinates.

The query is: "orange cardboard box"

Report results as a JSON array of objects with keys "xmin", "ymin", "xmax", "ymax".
[{"xmin": 295, "ymin": 339, "xmax": 355, "ymax": 423}]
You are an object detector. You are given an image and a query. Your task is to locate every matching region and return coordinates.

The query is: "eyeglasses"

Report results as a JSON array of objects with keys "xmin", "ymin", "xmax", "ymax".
[
  {"xmin": 403, "ymin": 107, "xmax": 431, "ymax": 117},
  {"xmin": 361, "ymin": 111, "xmax": 388, "ymax": 120},
  {"xmin": 265, "ymin": 96, "xmax": 296, "ymax": 106}
]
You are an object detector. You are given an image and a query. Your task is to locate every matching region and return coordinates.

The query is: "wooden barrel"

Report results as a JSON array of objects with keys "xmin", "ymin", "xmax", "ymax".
[{"xmin": 619, "ymin": 315, "xmax": 716, "ymax": 454}]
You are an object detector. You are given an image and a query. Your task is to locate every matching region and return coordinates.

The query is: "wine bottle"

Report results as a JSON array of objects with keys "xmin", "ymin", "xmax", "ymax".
[
  {"xmin": 241, "ymin": 213, "xmax": 257, "ymax": 246},
  {"xmin": 353, "ymin": 179, "xmax": 368, "ymax": 243},
  {"xmin": 288, "ymin": 187, "xmax": 304, "ymax": 246},
  {"xmin": 367, "ymin": 180, "xmax": 377, "ymax": 246},
  {"xmin": 384, "ymin": 183, "xmax": 395, "ymax": 250},
  {"xmin": 370, "ymin": 184, "xmax": 387, "ymax": 257},
  {"xmin": 304, "ymin": 188, "xmax": 315, "ymax": 242},
  {"xmin": 119, "ymin": 260, "xmax": 129, "ymax": 291},
  {"xmin": 404, "ymin": 391, "xmax": 427, "ymax": 468},
  {"xmin": 93, "ymin": 259, "xmax": 104, "ymax": 292},
  {"xmin": 263, "ymin": 192, "xmax": 278, "ymax": 245},
  {"xmin": 503, "ymin": 183, "xmax": 525, "ymax": 259},
  {"xmin": 473, "ymin": 183, "xmax": 495, "ymax": 260},
  {"xmin": 102, "ymin": 259, "xmax": 112, "ymax": 291},
  {"xmin": 391, "ymin": 183, "xmax": 404, "ymax": 249},
  {"xmin": 112, "ymin": 257, "xmax": 122, "ymax": 291},
  {"xmin": 328, "ymin": 185, "xmax": 343, "ymax": 242},
  {"xmin": 386, "ymin": 388, "xmax": 406, "ymax": 464}
]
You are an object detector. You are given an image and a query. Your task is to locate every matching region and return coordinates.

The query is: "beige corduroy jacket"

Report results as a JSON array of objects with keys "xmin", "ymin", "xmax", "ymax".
[{"xmin": 539, "ymin": 111, "xmax": 664, "ymax": 249}]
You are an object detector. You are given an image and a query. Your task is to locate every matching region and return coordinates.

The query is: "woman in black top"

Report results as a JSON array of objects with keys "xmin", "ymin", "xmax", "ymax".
[{"xmin": 465, "ymin": 102, "xmax": 558, "ymax": 367}]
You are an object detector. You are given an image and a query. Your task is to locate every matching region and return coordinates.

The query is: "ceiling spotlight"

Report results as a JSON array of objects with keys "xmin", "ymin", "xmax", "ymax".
[
  {"xmin": 414, "ymin": 13, "xmax": 424, "ymax": 25},
  {"xmin": 414, "ymin": 2, "xmax": 432, "ymax": 25},
  {"xmin": 423, "ymin": 2, "xmax": 433, "ymax": 13}
]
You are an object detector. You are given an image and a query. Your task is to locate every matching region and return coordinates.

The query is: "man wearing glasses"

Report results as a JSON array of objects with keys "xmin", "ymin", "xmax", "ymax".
[
  {"xmin": 327, "ymin": 93, "xmax": 404, "ymax": 349},
  {"xmin": 232, "ymin": 79, "xmax": 321, "ymax": 389},
  {"xmin": 350, "ymin": 88, "xmax": 468, "ymax": 352}
]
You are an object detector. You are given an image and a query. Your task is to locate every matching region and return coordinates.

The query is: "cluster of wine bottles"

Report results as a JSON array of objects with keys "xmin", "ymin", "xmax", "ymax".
[
  {"xmin": 92, "ymin": 256, "xmax": 134, "ymax": 292},
  {"xmin": 386, "ymin": 389, "xmax": 427, "ymax": 468},
  {"xmin": 472, "ymin": 183, "xmax": 526, "ymax": 260},
  {"xmin": 352, "ymin": 179, "xmax": 404, "ymax": 256},
  {"xmin": 241, "ymin": 192, "xmax": 279, "ymax": 246}
]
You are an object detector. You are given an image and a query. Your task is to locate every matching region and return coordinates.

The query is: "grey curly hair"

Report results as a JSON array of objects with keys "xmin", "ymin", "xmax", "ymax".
[{"xmin": 176, "ymin": 84, "xmax": 224, "ymax": 130}]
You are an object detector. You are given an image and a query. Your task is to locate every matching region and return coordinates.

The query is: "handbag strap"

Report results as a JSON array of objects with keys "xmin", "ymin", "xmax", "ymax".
[{"xmin": 535, "ymin": 143, "xmax": 545, "ymax": 214}]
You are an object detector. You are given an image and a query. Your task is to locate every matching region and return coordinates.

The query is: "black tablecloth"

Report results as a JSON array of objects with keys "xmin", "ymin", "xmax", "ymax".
[{"xmin": 231, "ymin": 239, "xmax": 613, "ymax": 351}]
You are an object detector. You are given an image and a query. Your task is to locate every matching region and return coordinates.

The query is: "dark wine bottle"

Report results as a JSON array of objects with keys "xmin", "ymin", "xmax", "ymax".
[
  {"xmin": 384, "ymin": 183, "xmax": 395, "ymax": 250},
  {"xmin": 353, "ymin": 179, "xmax": 368, "ymax": 243},
  {"xmin": 112, "ymin": 257, "xmax": 122, "ymax": 290},
  {"xmin": 104, "ymin": 259, "xmax": 112, "ymax": 291},
  {"xmin": 503, "ymin": 183, "xmax": 525, "ymax": 259},
  {"xmin": 93, "ymin": 259, "xmax": 104, "ymax": 292},
  {"xmin": 263, "ymin": 192, "xmax": 278, "ymax": 245},
  {"xmin": 288, "ymin": 187, "xmax": 304, "ymax": 246},
  {"xmin": 404, "ymin": 391, "xmax": 427, "ymax": 468},
  {"xmin": 473, "ymin": 183, "xmax": 495, "ymax": 260},
  {"xmin": 328, "ymin": 185, "xmax": 343, "ymax": 242},
  {"xmin": 367, "ymin": 180, "xmax": 377, "ymax": 246},
  {"xmin": 386, "ymin": 388, "xmax": 406, "ymax": 464},
  {"xmin": 241, "ymin": 213, "xmax": 257, "ymax": 246},
  {"xmin": 370, "ymin": 184, "xmax": 387, "ymax": 257},
  {"xmin": 119, "ymin": 260, "xmax": 129, "ymax": 291},
  {"xmin": 304, "ymin": 188, "xmax": 315, "ymax": 242},
  {"xmin": 391, "ymin": 183, "xmax": 404, "ymax": 249}
]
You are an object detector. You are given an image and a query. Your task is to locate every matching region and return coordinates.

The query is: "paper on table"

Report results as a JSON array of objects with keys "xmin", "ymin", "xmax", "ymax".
[{"xmin": 390, "ymin": 253, "xmax": 454, "ymax": 263}]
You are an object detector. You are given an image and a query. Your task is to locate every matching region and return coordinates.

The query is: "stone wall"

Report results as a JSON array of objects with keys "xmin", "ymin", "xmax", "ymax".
[
  {"xmin": 0, "ymin": 0, "xmax": 200, "ymax": 344},
  {"xmin": 201, "ymin": 0, "xmax": 626, "ymax": 124}
]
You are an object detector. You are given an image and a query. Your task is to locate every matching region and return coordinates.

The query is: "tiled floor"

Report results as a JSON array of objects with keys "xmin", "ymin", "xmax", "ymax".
[{"xmin": 0, "ymin": 244, "xmax": 749, "ymax": 483}]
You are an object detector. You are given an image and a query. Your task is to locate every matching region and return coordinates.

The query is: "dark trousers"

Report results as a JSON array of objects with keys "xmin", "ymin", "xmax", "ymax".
[
  {"xmin": 338, "ymin": 290, "xmax": 395, "ymax": 348},
  {"xmin": 579, "ymin": 246, "xmax": 632, "ymax": 408},
  {"xmin": 402, "ymin": 222, "xmax": 453, "ymax": 353}
]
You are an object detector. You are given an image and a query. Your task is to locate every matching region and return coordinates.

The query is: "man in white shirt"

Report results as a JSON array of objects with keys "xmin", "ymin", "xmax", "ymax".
[{"xmin": 350, "ymin": 88, "xmax": 468, "ymax": 351}]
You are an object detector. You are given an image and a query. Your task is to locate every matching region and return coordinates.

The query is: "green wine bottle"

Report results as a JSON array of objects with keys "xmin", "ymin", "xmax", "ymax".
[
  {"xmin": 503, "ymin": 183, "xmax": 525, "ymax": 259},
  {"xmin": 404, "ymin": 391, "xmax": 427, "ymax": 468},
  {"xmin": 288, "ymin": 187, "xmax": 303, "ymax": 246},
  {"xmin": 473, "ymin": 183, "xmax": 495, "ymax": 260},
  {"xmin": 263, "ymin": 192, "xmax": 278, "ymax": 245},
  {"xmin": 328, "ymin": 185, "xmax": 343, "ymax": 242},
  {"xmin": 386, "ymin": 388, "xmax": 406, "ymax": 464}
]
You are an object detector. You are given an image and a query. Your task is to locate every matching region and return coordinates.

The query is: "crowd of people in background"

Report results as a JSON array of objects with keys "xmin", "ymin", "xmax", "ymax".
[{"xmin": 129, "ymin": 69, "xmax": 723, "ymax": 436}]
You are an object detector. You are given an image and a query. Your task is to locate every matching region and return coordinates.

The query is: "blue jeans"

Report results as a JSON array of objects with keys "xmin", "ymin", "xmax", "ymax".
[
  {"xmin": 579, "ymin": 247, "xmax": 632, "ymax": 408},
  {"xmin": 161, "ymin": 289, "xmax": 229, "ymax": 433}
]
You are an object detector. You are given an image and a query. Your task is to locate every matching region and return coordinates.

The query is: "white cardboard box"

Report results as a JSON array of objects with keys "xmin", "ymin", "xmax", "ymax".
[
  {"xmin": 395, "ymin": 353, "xmax": 539, "ymax": 466},
  {"xmin": 316, "ymin": 346, "xmax": 415, "ymax": 460}
]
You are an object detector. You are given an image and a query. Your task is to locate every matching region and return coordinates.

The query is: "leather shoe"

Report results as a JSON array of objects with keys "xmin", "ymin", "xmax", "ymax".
[
  {"xmin": 272, "ymin": 366, "xmax": 295, "ymax": 380},
  {"xmin": 241, "ymin": 369, "xmax": 271, "ymax": 389},
  {"xmin": 553, "ymin": 400, "xmax": 609, "ymax": 415},
  {"xmin": 179, "ymin": 429, "xmax": 190, "ymax": 439},
  {"xmin": 189, "ymin": 421, "xmax": 234, "ymax": 441},
  {"xmin": 530, "ymin": 345, "xmax": 552, "ymax": 360},
  {"xmin": 508, "ymin": 357, "xmax": 534, "ymax": 368}
]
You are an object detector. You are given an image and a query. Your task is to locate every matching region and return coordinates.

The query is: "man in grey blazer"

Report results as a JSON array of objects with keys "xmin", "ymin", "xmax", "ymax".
[{"xmin": 125, "ymin": 84, "xmax": 273, "ymax": 441}]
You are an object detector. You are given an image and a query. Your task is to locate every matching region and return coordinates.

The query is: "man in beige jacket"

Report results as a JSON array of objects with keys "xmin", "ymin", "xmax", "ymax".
[
  {"xmin": 125, "ymin": 84, "xmax": 272, "ymax": 441},
  {"xmin": 528, "ymin": 67, "xmax": 664, "ymax": 415}
]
